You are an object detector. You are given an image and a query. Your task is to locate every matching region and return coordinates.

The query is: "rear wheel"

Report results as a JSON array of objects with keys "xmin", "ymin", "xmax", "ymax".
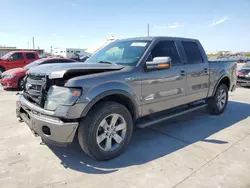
[
  {"xmin": 78, "ymin": 101, "xmax": 133, "ymax": 161},
  {"xmin": 207, "ymin": 84, "xmax": 228, "ymax": 115}
]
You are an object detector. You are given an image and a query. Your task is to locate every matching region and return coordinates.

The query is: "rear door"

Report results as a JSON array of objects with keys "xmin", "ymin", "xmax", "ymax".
[
  {"xmin": 141, "ymin": 40, "xmax": 187, "ymax": 116},
  {"xmin": 5, "ymin": 52, "xmax": 25, "ymax": 69},
  {"xmin": 25, "ymin": 52, "xmax": 37, "ymax": 64},
  {"xmin": 181, "ymin": 41, "xmax": 209, "ymax": 103}
]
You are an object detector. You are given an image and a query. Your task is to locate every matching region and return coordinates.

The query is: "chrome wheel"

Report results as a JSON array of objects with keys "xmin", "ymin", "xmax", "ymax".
[
  {"xmin": 96, "ymin": 113, "xmax": 127, "ymax": 151},
  {"xmin": 217, "ymin": 88, "xmax": 226, "ymax": 110}
]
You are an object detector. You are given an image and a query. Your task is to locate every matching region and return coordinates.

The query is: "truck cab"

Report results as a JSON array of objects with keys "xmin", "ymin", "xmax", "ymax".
[{"xmin": 0, "ymin": 51, "xmax": 39, "ymax": 74}]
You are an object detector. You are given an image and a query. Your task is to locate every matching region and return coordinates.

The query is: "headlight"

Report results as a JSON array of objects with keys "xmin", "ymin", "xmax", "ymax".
[
  {"xmin": 4, "ymin": 73, "xmax": 16, "ymax": 78},
  {"xmin": 44, "ymin": 86, "xmax": 82, "ymax": 111}
]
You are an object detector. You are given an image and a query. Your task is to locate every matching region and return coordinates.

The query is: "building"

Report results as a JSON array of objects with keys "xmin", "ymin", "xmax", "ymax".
[
  {"xmin": 52, "ymin": 48, "xmax": 91, "ymax": 58},
  {"xmin": 0, "ymin": 47, "xmax": 44, "ymax": 57}
]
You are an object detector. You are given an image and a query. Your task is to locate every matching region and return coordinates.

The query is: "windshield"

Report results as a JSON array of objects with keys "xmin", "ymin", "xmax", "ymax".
[
  {"xmin": 85, "ymin": 40, "xmax": 151, "ymax": 66},
  {"xmin": 1, "ymin": 52, "xmax": 13, "ymax": 60},
  {"xmin": 242, "ymin": 61, "xmax": 250, "ymax": 68},
  {"xmin": 24, "ymin": 58, "xmax": 45, "ymax": 69}
]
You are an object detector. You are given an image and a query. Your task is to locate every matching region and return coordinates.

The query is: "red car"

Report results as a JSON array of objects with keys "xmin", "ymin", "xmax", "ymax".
[
  {"xmin": 0, "ymin": 51, "xmax": 39, "ymax": 74},
  {"xmin": 0, "ymin": 58, "xmax": 77, "ymax": 89}
]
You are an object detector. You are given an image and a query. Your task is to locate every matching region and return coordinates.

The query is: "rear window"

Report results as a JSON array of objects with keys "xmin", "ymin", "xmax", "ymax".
[
  {"xmin": 239, "ymin": 69, "xmax": 250, "ymax": 74},
  {"xmin": 26, "ymin": 53, "xmax": 36, "ymax": 60},
  {"xmin": 182, "ymin": 41, "xmax": 203, "ymax": 64}
]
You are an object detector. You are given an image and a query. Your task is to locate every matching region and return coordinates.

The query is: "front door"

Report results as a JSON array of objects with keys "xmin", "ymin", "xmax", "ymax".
[
  {"xmin": 141, "ymin": 40, "xmax": 187, "ymax": 116},
  {"xmin": 181, "ymin": 41, "xmax": 210, "ymax": 103},
  {"xmin": 5, "ymin": 52, "xmax": 25, "ymax": 70}
]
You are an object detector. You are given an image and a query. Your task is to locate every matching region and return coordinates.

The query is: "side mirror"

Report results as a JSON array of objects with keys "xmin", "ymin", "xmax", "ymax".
[{"xmin": 146, "ymin": 57, "xmax": 171, "ymax": 70}]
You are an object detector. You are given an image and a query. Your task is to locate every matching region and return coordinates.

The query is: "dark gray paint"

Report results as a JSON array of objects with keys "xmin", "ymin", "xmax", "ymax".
[{"xmin": 17, "ymin": 36, "xmax": 237, "ymax": 144}]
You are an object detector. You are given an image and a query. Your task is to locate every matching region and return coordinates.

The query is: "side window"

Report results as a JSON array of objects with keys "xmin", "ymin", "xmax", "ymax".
[
  {"xmin": 11, "ymin": 53, "xmax": 24, "ymax": 60},
  {"xmin": 182, "ymin": 41, "xmax": 203, "ymax": 64},
  {"xmin": 26, "ymin": 53, "xmax": 36, "ymax": 60},
  {"xmin": 150, "ymin": 41, "xmax": 181, "ymax": 65}
]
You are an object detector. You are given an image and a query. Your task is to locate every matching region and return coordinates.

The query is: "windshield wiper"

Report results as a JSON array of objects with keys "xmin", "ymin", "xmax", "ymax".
[{"xmin": 97, "ymin": 61, "xmax": 117, "ymax": 65}]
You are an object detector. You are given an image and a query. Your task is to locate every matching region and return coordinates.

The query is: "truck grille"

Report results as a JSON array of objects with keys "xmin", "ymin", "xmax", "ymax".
[{"xmin": 23, "ymin": 74, "xmax": 47, "ymax": 106}]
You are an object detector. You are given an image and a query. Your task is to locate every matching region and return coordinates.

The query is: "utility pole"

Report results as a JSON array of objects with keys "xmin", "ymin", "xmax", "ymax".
[
  {"xmin": 27, "ymin": 41, "xmax": 29, "ymax": 49},
  {"xmin": 32, "ymin": 37, "xmax": 35, "ymax": 49},
  {"xmin": 147, "ymin": 23, "xmax": 150, "ymax": 36}
]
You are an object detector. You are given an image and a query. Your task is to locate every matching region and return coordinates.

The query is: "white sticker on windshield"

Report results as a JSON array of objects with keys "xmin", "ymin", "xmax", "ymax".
[{"xmin": 131, "ymin": 42, "xmax": 147, "ymax": 47}]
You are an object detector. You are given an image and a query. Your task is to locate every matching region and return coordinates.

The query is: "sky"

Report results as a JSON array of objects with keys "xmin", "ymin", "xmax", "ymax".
[{"xmin": 0, "ymin": 0, "xmax": 250, "ymax": 53}]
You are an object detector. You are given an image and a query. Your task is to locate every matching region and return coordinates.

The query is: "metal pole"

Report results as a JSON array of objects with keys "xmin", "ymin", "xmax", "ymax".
[
  {"xmin": 32, "ymin": 37, "xmax": 35, "ymax": 49},
  {"xmin": 147, "ymin": 23, "xmax": 150, "ymax": 36}
]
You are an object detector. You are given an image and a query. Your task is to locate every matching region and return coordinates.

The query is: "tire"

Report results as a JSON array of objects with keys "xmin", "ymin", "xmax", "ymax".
[
  {"xmin": 78, "ymin": 101, "xmax": 133, "ymax": 161},
  {"xmin": 207, "ymin": 84, "xmax": 228, "ymax": 115},
  {"xmin": 0, "ymin": 67, "xmax": 5, "ymax": 74},
  {"xmin": 18, "ymin": 77, "xmax": 25, "ymax": 90}
]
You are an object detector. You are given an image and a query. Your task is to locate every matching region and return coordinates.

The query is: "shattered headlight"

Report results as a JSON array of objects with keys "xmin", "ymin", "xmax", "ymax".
[{"xmin": 44, "ymin": 86, "xmax": 82, "ymax": 111}]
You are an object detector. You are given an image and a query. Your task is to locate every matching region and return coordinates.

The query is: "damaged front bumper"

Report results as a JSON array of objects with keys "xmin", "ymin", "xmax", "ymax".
[{"xmin": 16, "ymin": 94, "xmax": 81, "ymax": 146}]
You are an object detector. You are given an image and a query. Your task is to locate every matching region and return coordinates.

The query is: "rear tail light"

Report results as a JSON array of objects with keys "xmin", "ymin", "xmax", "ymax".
[{"xmin": 237, "ymin": 71, "xmax": 244, "ymax": 76}]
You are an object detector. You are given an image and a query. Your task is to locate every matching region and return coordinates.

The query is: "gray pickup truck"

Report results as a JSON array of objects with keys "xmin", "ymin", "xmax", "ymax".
[{"xmin": 16, "ymin": 37, "xmax": 237, "ymax": 160}]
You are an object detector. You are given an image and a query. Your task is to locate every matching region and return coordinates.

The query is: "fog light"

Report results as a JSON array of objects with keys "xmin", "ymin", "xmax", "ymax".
[{"xmin": 42, "ymin": 126, "xmax": 51, "ymax": 136}]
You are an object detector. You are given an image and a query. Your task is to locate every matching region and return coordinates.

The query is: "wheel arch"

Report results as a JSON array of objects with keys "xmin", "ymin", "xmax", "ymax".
[
  {"xmin": 212, "ymin": 75, "xmax": 230, "ymax": 96},
  {"xmin": 0, "ymin": 66, "xmax": 5, "ymax": 72},
  {"xmin": 80, "ymin": 89, "xmax": 139, "ymax": 120}
]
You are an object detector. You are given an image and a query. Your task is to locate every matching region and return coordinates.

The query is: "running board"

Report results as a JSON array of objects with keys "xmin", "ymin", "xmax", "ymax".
[{"xmin": 136, "ymin": 104, "xmax": 208, "ymax": 128}]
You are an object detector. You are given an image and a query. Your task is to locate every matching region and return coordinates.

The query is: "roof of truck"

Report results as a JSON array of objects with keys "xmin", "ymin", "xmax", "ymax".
[
  {"xmin": 119, "ymin": 36, "xmax": 199, "ymax": 42},
  {"xmin": 8, "ymin": 50, "xmax": 38, "ymax": 53}
]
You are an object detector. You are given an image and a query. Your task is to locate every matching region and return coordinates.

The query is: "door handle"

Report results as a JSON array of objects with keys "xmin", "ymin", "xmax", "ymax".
[{"xmin": 180, "ymin": 70, "xmax": 186, "ymax": 76}]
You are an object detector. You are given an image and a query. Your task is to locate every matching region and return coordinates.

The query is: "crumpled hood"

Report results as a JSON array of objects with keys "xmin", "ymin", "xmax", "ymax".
[{"xmin": 27, "ymin": 62, "xmax": 125, "ymax": 79}]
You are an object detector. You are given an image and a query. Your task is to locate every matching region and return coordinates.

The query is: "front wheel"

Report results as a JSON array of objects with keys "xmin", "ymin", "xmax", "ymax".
[
  {"xmin": 207, "ymin": 84, "xmax": 228, "ymax": 115},
  {"xmin": 0, "ymin": 67, "xmax": 5, "ymax": 74},
  {"xmin": 78, "ymin": 101, "xmax": 133, "ymax": 161}
]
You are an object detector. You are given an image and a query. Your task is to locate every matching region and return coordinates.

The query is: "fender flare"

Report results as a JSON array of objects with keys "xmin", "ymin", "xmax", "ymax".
[
  {"xmin": 80, "ymin": 89, "xmax": 139, "ymax": 119},
  {"xmin": 0, "ymin": 66, "xmax": 5, "ymax": 72},
  {"xmin": 212, "ymin": 74, "xmax": 230, "ymax": 96}
]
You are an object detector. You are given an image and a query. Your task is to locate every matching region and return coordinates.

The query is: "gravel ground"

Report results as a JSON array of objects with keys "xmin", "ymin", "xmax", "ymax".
[{"xmin": 0, "ymin": 86, "xmax": 250, "ymax": 188}]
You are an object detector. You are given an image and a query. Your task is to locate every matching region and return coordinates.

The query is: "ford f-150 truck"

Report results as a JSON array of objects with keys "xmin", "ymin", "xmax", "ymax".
[{"xmin": 16, "ymin": 37, "xmax": 237, "ymax": 161}]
